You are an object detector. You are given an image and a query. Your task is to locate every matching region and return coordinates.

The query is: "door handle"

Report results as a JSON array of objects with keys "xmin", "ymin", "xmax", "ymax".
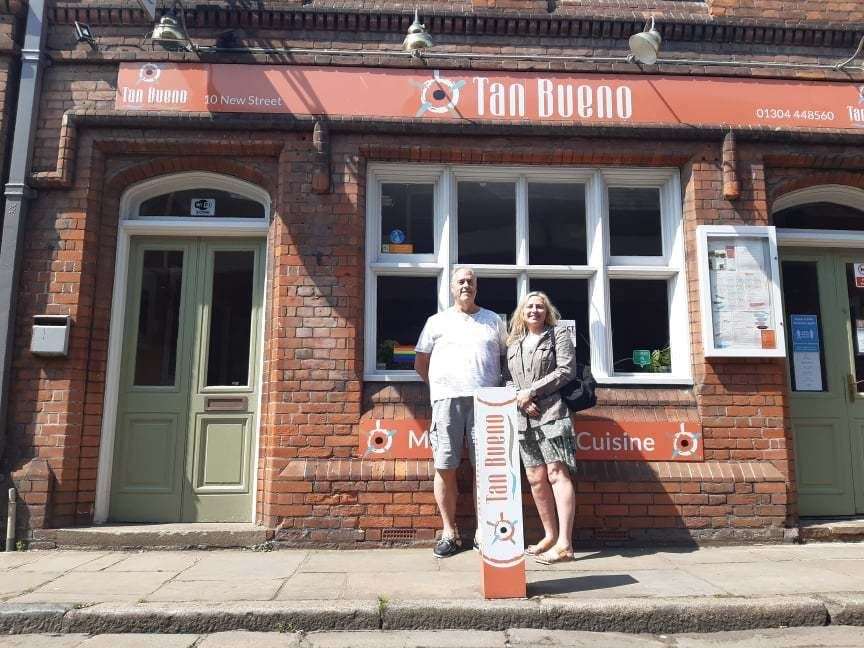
[{"xmin": 848, "ymin": 374, "xmax": 857, "ymax": 402}]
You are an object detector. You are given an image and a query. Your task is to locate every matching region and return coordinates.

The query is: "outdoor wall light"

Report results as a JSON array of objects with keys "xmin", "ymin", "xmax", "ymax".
[
  {"xmin": 149, "ymin": 0, "xmax": 197, "ymax": 52},
  {"xmin": 403, "ymin": 10, "xmax": 433, "ymax": 58},
  {"xmin": 628, "ymin": 16, "xmax": 662, "ymax": 65},
  {"xmin": 74, "ymin": 21, "xmax": 96, "ymax": 48}
]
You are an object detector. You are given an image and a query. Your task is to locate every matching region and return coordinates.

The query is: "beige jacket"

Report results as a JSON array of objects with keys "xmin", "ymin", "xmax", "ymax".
[{"xmin": 503, "ymin": 325, "xmax": 578, "ymax": 436}]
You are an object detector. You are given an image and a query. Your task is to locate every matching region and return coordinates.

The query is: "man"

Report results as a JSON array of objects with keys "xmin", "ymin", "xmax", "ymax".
[{"xmin": 414, "ymin": 267, "xmax": 507, "ymax": 558}]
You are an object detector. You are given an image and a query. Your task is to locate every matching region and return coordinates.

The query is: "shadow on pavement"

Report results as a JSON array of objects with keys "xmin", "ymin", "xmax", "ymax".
[{"xmin": 528, "ymin": 574, "xmax": 639, "ymax": 596}]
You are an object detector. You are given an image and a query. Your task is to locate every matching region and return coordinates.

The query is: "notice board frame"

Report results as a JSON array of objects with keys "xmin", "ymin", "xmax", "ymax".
[{"xmin": 696, "ymin": 225, "xmax": 787, "ymax": 358}]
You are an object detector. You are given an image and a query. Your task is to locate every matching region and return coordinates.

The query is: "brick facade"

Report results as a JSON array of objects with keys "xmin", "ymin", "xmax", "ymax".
[{"xmin": 2, "ymin": 0, "xmax": 864, "ymax": 546}]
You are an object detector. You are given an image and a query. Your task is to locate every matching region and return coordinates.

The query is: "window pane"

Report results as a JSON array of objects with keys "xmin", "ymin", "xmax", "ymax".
[
  {"xmin": 380, "ymin": 183, "xmax": 434, "ymax": 254},
  {"xmin": 206, "ymin": 251, "xmax": 254, "ymax": 387},
  {"xmin": 458, "ymin": 182, "xmax": 516, "ymax": 264},
  {"xmin": 528, "ymin": 184, "xmax": 587, "ymax": 265},
  {"xmin": 610, "ymin": 279, "xmax": 670, "ymax": 373},
  {"xmin": 529, "ymin": 278, "xmax": 590, "ymax": 365},
  {"xmin": 774, "ymin": 202, "xmax": 864, "ymax": 230},
  {"xmin": 139, "ymin": 189, "xmax": 265, "ymax": 219},
  {"xmin": 377, "ymin": 276, "xmax": 438, "ymax": 371},
  {"xmin": 134, "ymin": 250, "xmax": 184, "ymax": 386},
  {"xmin": 609, "ymin": 187, "xmax": 662, "ymax": 256},
  {"xmin": 782, "ymin": 261, "xmax": 827, "ymax": 392},
  {"xmin": 476, "ymin": 277, "xmax": 518, "ymax": 330}
]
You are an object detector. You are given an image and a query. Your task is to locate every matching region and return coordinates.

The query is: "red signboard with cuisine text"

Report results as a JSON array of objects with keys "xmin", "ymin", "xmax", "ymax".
[
  {"xmin": 359, "ymin": 418, "xmax": 702, "ymax": 461},
  {"xmin": 116, "ymin": 63, "xmax": 864, "ymax": 131}
]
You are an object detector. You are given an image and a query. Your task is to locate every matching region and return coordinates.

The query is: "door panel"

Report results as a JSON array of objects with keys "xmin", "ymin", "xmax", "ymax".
[
  {"xmin": 192, "ymin": 415, "xmax": 251, "ymax": 489},
  {"xmin": 110, "ymin": 240, "xmax": 196, "ymax": 522},
  {"xmin": 110, "ymin": 237, "xmax": 263, "ymax": 523},
  {"xmin": 183, "ymin": 240, "xmax": 262, "ymax": 522},
  {"xmin": 783, "ymin": 252, "xmax": 856, "ymax": 516},
  {"xmin": 835, "ymin": 255, "xmax": 864, "ymax": 514},
  {"xmin": 119, "ymin": 415, "xmax": 179, "ymax": 492}
]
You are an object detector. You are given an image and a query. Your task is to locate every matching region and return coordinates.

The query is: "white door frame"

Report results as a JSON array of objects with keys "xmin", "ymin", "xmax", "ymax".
[{"xmin": 94, "ymin": 172, "xmax": 271, "ymax": 524}]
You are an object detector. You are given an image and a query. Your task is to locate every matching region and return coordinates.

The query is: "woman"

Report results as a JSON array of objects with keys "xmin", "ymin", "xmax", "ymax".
[{"xmin": 504, "ymin": 291, "xmax": 578, "ymax": 564}]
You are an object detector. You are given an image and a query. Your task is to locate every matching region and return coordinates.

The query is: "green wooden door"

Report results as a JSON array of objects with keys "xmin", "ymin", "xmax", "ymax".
[
  {"xmin": 782, "ymin": 251, "xmax": 864, "ymax": 516},
  {"xmin": 110, "ymin": 237, "xmax": 264, "ymax": 522}
]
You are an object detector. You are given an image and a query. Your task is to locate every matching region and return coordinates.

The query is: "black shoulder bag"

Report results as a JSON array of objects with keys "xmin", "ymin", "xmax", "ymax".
[{"xmin": 552, "ymin": 331, "xmax": 597, "ymax": 413}]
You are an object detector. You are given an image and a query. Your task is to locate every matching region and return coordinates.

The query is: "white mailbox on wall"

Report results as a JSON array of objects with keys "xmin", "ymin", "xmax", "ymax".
[{"xmin": 31, "ymin": 316, "xmax": 71, "ymax": 357}]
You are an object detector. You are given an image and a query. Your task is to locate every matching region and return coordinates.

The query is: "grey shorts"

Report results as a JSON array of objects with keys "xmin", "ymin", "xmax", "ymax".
[{"xmin": 430, "ymin": 397, "xmax": 476, "ymax": 470}]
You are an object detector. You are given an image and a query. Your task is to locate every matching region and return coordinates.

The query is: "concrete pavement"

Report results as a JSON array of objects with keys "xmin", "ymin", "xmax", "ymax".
[
  {"xmin": 2, "ymin": 543, "xmax": 864, "ymax": 634},
  {"xmin": 2, "ymin": 627, "xmax": 864, "ymax": 647}
]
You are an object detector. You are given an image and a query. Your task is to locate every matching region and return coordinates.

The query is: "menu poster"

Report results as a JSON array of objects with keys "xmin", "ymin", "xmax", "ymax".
[{"xmin": 707, "ymin": 237, "xmax": 776, "ymax": 351}]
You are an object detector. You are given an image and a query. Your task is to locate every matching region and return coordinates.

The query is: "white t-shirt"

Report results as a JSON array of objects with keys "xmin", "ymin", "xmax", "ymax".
[{"xmin": 415, "ymin": 307, "xmax": 507, "ymax": 403}]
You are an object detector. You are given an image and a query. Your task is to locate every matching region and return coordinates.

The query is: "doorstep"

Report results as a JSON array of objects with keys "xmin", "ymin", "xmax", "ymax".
[
  {"xmin": 800, "ymin": 517, "xmax": 864, "ymax": 543},
  {"xmin": 30, "ymin": 523, "xmax": 273, "ymax": 550}
]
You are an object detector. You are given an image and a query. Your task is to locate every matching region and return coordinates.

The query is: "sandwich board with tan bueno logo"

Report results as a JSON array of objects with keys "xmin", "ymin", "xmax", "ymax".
[{"xmin": 474, "ymin": 387, "xmax": 526, "ymax": 599}]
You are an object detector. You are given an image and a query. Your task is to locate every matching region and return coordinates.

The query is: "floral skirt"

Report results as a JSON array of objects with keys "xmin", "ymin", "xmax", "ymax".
[{"xmin": 519, "ymin": 419, "xmax": 578, "ymax": 475}]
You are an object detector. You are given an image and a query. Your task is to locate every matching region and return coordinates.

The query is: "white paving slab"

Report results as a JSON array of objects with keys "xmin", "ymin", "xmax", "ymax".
[
  {"xmin": 79, "ymin": 635, "xmax": 199, "ymax": 647},
  {"xmin": 104, "ymin": 551, "xmax": 202, "ymax": 573},
  {"xmin": 0, "ymin": 571, "xmax": 64, "ymax": 597},
  {"xmin": 146, "ymin": 578, "xmax": 283, "ymax": 602},
  {"xmin": 300, "ymin": 549, "xmax": 440, "ymax": 573},
  {"xmin": 276, "ymin": 572, "xmax": 348, "ymax": 600},
  {"xmin": 176, "ymin": 551, "xmax": 305, "ymax": 581},
  {"xmin": 10, "ymin": 571, "xmax": 173, "ymax": 603},
  {"xmin": 307, "ymin": 630, "xmax": 505, "ymax": 647},
  {"xmin": 344, "ymin": 570, "xmax": 481, "ymax": 600},
  {"xmin": 196, "ymin": 631, "xmax": 304, "ymax": 647},
  {"xmin": 0, "ymin": 552, "xmax": 41, "ymax": 570},
  {"xmin": 680, "ymin": 561, "xmax": 864, "ymax": 595},
  {"xmin": 673, "ymin": 625, "xmax": 864, "ymax": 647},
  {"xmin": 9, "ymin": 552, "xmax": 111, "ymax": 573},
  {"xmin": 509, "ymin": 628, "xmax": 668, "ymax": 647},
  {"xmin": 0, "ymin": 635, "xmax": 89, "ymax": 648}
]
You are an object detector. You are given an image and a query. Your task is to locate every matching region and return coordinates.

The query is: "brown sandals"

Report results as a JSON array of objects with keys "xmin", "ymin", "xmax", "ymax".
[{"xmin": 534, "ymin": 547, "xmax": 575, "ymax": 565}]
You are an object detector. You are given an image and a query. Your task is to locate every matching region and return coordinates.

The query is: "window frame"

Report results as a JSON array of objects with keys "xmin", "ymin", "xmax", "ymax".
[{"xmin": 364, "ymin": 163, "xmax": 691, "ymax": 385}]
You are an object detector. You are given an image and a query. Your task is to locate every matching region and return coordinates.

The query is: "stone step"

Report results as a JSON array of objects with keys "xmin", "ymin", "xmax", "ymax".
[
  {"xmin": 800, "ymin": 517, "xmax": 864, "ymax": 543},
  {"xmin": 31, "ymin": 523, "xmax": 273, "ymax": 550}
]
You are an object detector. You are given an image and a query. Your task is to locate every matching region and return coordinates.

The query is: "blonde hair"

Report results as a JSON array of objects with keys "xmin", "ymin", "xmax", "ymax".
[{"xmin": 507, "ymin": 291, "xmax": 560, "ymax": 346}]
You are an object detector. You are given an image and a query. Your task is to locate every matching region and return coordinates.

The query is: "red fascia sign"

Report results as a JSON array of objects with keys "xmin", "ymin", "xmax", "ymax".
[
  {"xmin": 359, "ymin": 418, "xmax": 703, "ymax": 462},
  {"xmin": 116, "ymin": 62, "xmax": 864, "ymax": 131}
]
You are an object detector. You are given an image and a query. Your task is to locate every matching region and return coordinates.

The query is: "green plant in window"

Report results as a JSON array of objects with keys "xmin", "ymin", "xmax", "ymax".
[
  {"xmin": 648, "ymin": 346, "xmax": 671, "ymax": 373},
  {"xmin": 377, "ymin": 339, "xmax": 398, "ymax": 367}
]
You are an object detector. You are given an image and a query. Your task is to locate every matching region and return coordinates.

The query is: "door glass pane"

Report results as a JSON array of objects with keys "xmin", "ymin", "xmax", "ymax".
[
  {"xmin": 134, "ymin": 250, "xmax": 184, "ymax": 386},
  {"xmin": 782, "ymin": 261, "xmax": 827, "ymax": 392},
  {"xmin": 610, "ymin": 279, "xmax": 670, "ymax": 373},
  {"xmin": 458, "ymin": 182, "xmax": 516, "ymax": 264},
  {"xmin": 529, "ymin": 278, "xmax": 590, "ymax": 365},
  {"xmin": 609, "ymin": 187, "xmax": 663, "ymax": 257},
  {"xmin": 206, "ymin": 251, "xmax": 255, "ymax": 387},
  {"xmin": 528, "ymin": 183, "xmax": 587, "ymax": 265},
  {"xmin": 380, "ymin": 183, "xmax": 434, "ymax": 254},
  {"xmin": 845, "ymin": 263, "xmax": 864, "ymax": 392},
  {"xmin": 377, "ymin": 276, "xmax": 438, "ymax": 371}
]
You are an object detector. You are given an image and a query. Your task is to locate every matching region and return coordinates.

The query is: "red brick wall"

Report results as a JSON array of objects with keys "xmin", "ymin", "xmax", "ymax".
[
  {"xmin": 9, "ymin": 0, "xmax": 862, "ymax": 544},
  {"xmin": 709, "ymin": 0, "xmax": 864, "ymax": 22}
]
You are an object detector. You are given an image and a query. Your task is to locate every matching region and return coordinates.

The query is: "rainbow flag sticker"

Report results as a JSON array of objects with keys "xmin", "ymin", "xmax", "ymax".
[{"xmin": 392, "ymin": 345, "xmax": 416, "ymax": 365}]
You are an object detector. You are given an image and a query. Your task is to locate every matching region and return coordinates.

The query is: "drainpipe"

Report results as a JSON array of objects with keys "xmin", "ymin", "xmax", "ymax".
[{"xmin": 0, "ymin": 0, "xmax": 47, "ymax": 465}]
